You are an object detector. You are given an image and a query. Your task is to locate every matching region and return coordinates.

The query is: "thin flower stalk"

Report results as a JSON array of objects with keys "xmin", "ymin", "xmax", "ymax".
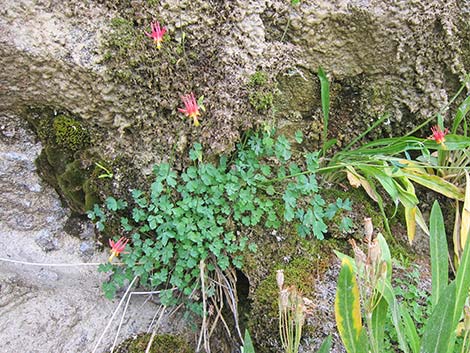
[{"xmin": 277, "ymin": 274, "xmax": 313, "ymax": 353}]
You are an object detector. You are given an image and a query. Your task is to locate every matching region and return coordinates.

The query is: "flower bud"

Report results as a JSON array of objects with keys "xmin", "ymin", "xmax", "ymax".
[
  {"xmin": 276, "ymin": 269, "xmax": 285, "ymax": 290},
  {"xmin": 369, "ymin": 238, "xmax": 381, "ymax": 266},
  {"xmin": 279, "ymin": 289, "xmax": 289, "ymax": 311},
  {"xmin": 364, "ymin": 217, "xmax": 373, "ymax": 243}
]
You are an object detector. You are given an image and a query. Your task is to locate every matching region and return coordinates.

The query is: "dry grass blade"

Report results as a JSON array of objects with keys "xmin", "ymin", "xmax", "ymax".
[
  {"xmin": 197, "ymin": 260, "xmax": 210, "ymax": 353},
  {"xmin": 146, "ymin": 306, "xmax": 167, "ymax": 353},
  {"xmin": 92, "ymin": 276, "xmax": 139, "ymax": 353}
]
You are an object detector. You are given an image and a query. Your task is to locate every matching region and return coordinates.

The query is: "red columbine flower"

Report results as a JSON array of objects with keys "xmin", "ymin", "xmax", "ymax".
[
  {"xmin": 108, "ymin": 237, "xmax": 129, "ymax": 262},
  {"xmin": 430, "ymin": 125, "xmax": 449, "ymax": 145},
  {"xmin": 178, "ymin": 93, "xmax": 201, "ymax": 127},
  {"xmin": 145, "ymin": 21, "xmax": 167, "ymax": 49}
]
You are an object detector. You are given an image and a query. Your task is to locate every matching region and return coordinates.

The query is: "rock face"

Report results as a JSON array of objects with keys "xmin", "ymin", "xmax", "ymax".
[
  {"xmin": 1, "ymin": 0, "xmax": 468, "ymax": 169},
  {"xmin": 0, "ymin": 114, "xmax": 187, "ymax": 353},
  {"xmin": 0, "ymin": 1, "xmax": 468, "ymax": 352}
]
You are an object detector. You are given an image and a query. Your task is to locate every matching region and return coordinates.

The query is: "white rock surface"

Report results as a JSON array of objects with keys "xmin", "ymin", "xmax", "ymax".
[{"xmin": 0, "ymin": 115, "xmax": 185, "ymax": 353}]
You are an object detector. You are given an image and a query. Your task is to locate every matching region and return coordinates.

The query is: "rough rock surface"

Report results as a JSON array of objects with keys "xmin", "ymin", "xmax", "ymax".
[
  {"xmin": 1, "ymin": 0, "xmax": 468, "ymax": 169},
  {"xmin": 0, "ymin": 114, "xmax": 187, "ymax": 353},
  {"xmin": 0, "ymin": 0, "xmax": 466, "ymax": 352}
]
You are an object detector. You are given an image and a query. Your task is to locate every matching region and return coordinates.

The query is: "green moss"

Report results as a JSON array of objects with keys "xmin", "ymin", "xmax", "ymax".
[
  {"xmin": 249, "ymin": 91, "xmax": 274, "ymax": 112},
  {"xmin": 27, "ymin": 109, "xmax": 102, "ymax": 215},
  {"xmin": 113, "ymin": 333, "xmax": 194, "ymax": 353},
  {"xmin": 252, "ymin": 256, "xmax": 317, "ymax": 317},
  {"xmin": 247, "ymin": 71, "xmax": 275, "ymax": 113},
  {"xmin": 245, "ymin": 233, "xmax": 339, "ymax": 353},
  {"xmin": 249, "ymin": 71, "xmax": 269, "ymax": 87},
  {"xmin": 108, "ymin": 17, "xmax": 137, "ymax": 53},
  {"xmin": 57, "ymin": 160, "xmax": 86, "ymax": 205},
  {"xmin": 53, "ymin": 115, "xmax": 90, "ymax": 152}
]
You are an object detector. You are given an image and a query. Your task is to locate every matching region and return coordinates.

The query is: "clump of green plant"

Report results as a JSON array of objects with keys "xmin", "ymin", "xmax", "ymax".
[
  {"xmin": 335, "ymin": 201, "xmax": 470, "ymax": 353},
  {"xmin": 275, "ymin": 268, "xmax": 332, "ymax": 353},
  {"xmin": 249, "ymin": 71, "xmax": 268, "ymax": 86},
  {"xmin": 88, "ymin": 129, "xmax": 353, "ymax": 302},
  {"xmin": 104, "ymin": 17, "xmax": 138, "ymax": 58},
  {"xmin": 276, "ymin": 269, "xmax": 312, "ymax": 353}
]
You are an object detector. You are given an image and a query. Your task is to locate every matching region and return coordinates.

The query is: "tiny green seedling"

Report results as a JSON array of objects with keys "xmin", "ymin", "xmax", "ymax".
[{"xmin": 95, "ymin": 162, "xmax": 114, "ymax": 179}]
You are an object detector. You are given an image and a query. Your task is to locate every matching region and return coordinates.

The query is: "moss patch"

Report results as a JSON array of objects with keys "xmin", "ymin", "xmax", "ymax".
[
  {"xmin": 247, "ymin": 70, "xmax": 275, "ymax": 113},
  {"xmin": 113, "ymin": 333, "xmax": 194, "ymax": 353},
  {"xmin": 53, "ymin": 115, "xmax": 90, "ymax": 152},
  {"xmin": 27, "ymin": 109, "xmax": 101, "ymax": 214}
]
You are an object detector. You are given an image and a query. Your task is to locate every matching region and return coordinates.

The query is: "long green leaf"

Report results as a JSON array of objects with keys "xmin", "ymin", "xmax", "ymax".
[
  {"xmin": 376, "ymin": 279, "xmax": 410, "ymax": 353},
  {"xmin": 318, "ymin": 67, "xmax": 330, "ymax": 157},
  {"xmin": 400, "ymin": 169, "xmax": 464, "ymax": 201},
  {"xmin": 452, "ymin": 95, "xmax": 470, "ymax": 134},
  {"xmin": 443, "ymin": 134, "xmax": 470, "ymax": 150},
  {"xmin": 449, "ymin": 229, "xmax": 470, "ymax": 346},
  {"xmin": 429, "ymin": 201, "xmax": 448, "ymax": 308},
  {"xmin": 371, "ymin": 297, "xmax": 388, "ymax": 352},
  {"xmin": 317, "ymin": 335, "xmax": 332, "ymax": 353},
  {"xmin": 343, "ymin": 137, "xmax": 426, "ymax": 156},
  {"xmin": 400, "ymin": 304, "xmax": 420, "ymax": 353},
  {"xmin": 359, "ymin": 166, "xmax": 399, "ymax": 203},
  {"xmin": 419, "ymin": 282, "xmax": 456, "ymax": 353},
  {"xmin": 335, "ymin": 258, "xmax": 363, "ymax": 353},
  {"xmin": 242, "ymin": 329, "xmax": 255, "ymax": 353}
]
